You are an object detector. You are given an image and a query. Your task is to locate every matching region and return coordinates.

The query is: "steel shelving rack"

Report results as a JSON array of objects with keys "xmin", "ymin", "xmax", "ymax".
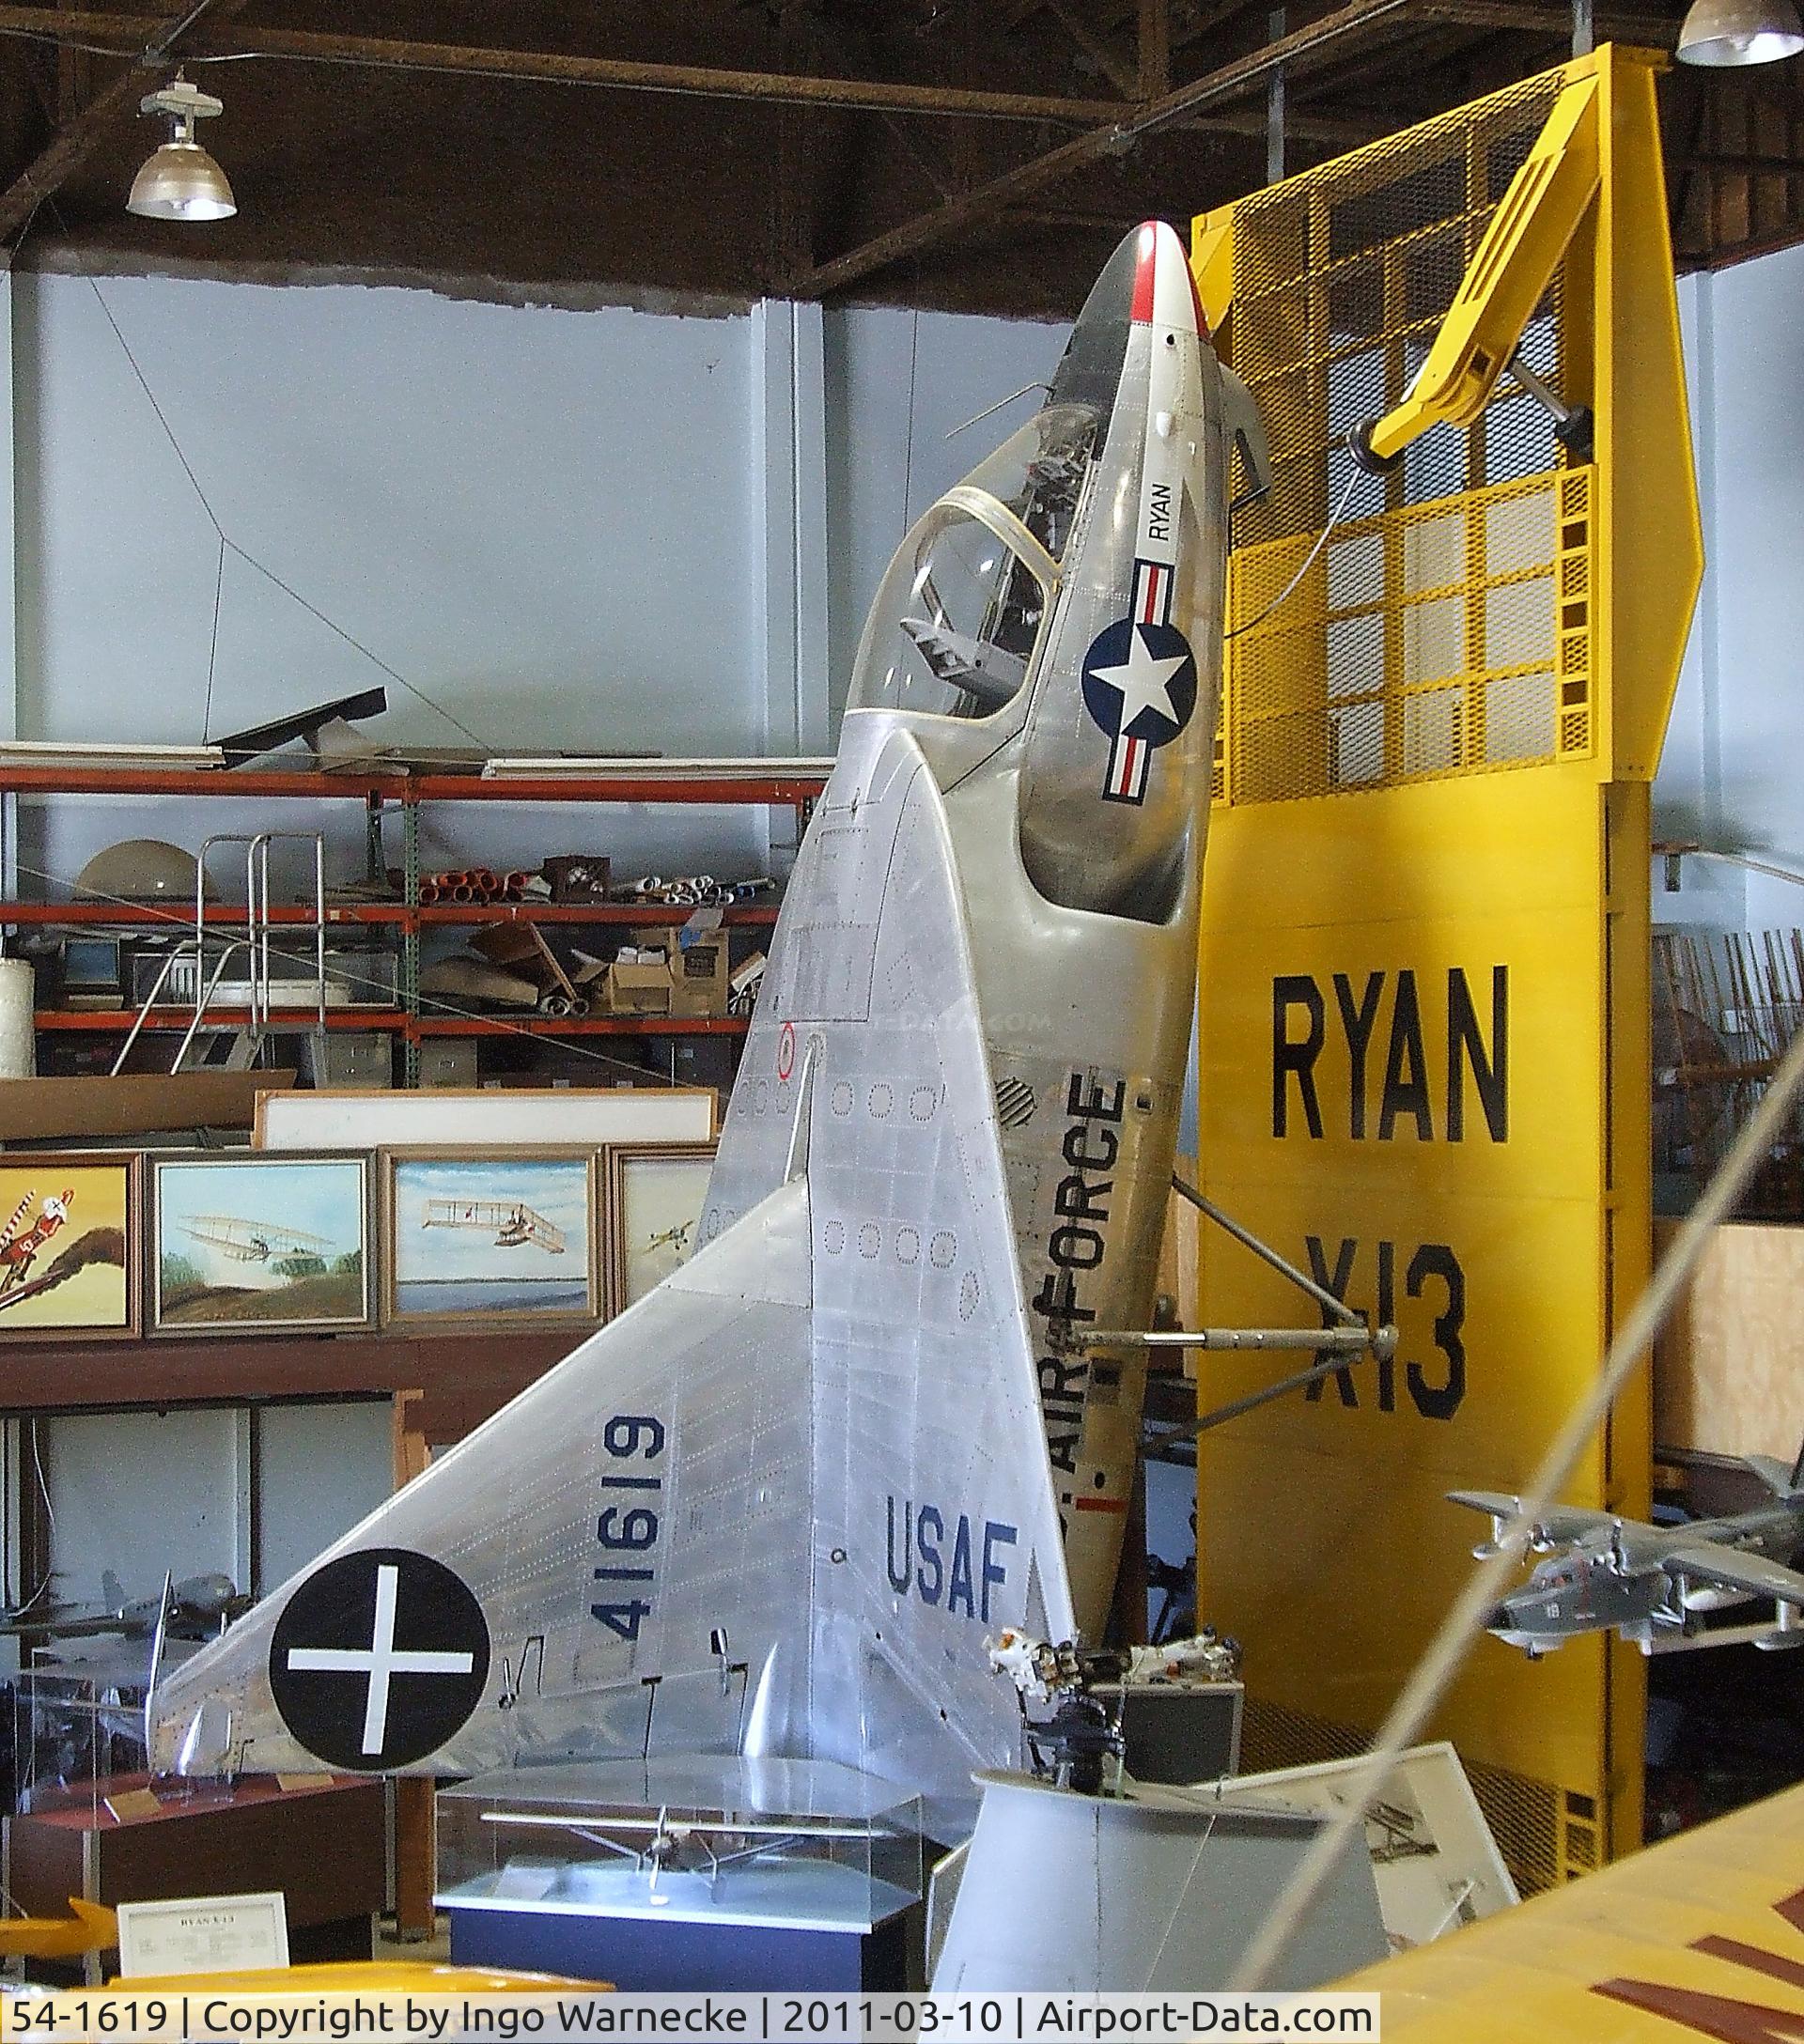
[{"xmin": 0, "ymin": 762, "xmax": 823, "ymax": 1083}]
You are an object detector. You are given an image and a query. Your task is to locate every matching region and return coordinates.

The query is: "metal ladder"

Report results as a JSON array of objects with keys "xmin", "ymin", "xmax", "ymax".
[{"xmin": 111, "ymin": 832, "xmax": 328, "ymax": 1076}]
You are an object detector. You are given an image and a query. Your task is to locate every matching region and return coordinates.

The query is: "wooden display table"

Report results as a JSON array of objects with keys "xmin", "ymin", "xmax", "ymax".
[{"xmin": 5, "ymin": 1773, "xmax": 386, "ymax": 1981}]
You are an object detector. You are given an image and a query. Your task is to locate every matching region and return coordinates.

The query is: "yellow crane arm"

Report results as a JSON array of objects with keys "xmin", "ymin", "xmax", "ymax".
[{"xmin": 1353, "ymin": 70, "xmax": 1601, "ymax": 472}]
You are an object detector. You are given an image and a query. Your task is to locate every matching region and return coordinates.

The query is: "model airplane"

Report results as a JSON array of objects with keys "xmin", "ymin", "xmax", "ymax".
[
  {"xmin": 148, "ymin": 220, "xmax": 1267, "ymax": 1825},
  {"xmin": 1451, "ymin": 1448, "xmax": 1804, "ymax": 1656},
  {"xmin": 1, "ymin": 1572, "xmax": 248, "ymax": 1642}
]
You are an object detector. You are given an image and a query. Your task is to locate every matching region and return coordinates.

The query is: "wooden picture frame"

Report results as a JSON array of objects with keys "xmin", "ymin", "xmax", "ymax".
[
  {"xmin": 149, "ymin": 1153, "xmax": 375, "ymax": 1336},
  {"xmin": 381, "ymin": 1147, "xmax": 601, "ymax": 1331},
  {"xmin": 0, "ymin": 1151, "xmax": 142, "ymax": 1342},
  {"xmin": 602, "ymin": 1141, "xmax": 719, "ymax": 1318},
  {"xmin": 257, "ymin": 1086, "xmax": 717, "ymax": 1151}
]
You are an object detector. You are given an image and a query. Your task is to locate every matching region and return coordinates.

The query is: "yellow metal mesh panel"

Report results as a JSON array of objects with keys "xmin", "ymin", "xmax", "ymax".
[
  {"xmin": 1217, "ymin": 74, "xmax": 1593, "ymax": 806},
  {"xmin": 1226, "ymin": 471, "xmax": 1593, "ymax": 800},
  {"xmin": 1240, "ymin": 1697, "xmax": 1576, "ymax": 1897}
]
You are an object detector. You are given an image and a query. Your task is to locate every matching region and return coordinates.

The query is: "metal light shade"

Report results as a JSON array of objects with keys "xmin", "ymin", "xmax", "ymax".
[
  {"xmin": 127, "ymin": 137, "xmax": 236, "ymax": 221},
  {"xmin": 1677, "ymin": 0, "xmax": 1804, "ymax": 64}
]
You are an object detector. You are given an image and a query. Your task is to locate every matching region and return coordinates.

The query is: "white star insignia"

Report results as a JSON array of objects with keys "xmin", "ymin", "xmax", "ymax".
[{"xmin": 1090, "ymin": 627, "xmax": 1188, "ymax": 732}]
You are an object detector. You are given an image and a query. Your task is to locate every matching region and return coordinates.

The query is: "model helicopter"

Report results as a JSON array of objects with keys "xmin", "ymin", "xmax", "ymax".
[
  {"xmin": 1450, "ymin": 1447, "xmax": 1804, "ymax": 1656},
  {"xmin": 148, "ymin": 219, "xmax": 1270, "ymax": 1828}
]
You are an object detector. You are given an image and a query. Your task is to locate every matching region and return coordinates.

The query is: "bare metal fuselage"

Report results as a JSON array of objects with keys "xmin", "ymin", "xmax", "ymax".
[{"xmin": 146, "ymin": 223, "xmax": 1252, "ymax": 1823}]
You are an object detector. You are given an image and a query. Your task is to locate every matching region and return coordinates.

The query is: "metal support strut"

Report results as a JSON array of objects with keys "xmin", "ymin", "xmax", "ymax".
[
  {"xmin": 1074, "ymin": 1176, "xmax": 1399, "ymax": 1440},
  {"xmin": 1171, "ymin": 1173, "xmax": 1362, "ymax": 1326}
]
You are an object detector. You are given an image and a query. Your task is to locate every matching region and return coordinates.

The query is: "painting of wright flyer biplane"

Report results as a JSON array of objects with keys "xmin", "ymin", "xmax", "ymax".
[
  {"xmin": 381, "ymin": 1149, "xmax": 599, "ymax": 1328},
  {"xmin": 0, "ymin": 1154, "xmax": 139, "ymax": 1339},
  {"xmin": 151, "ymin": 1154, "xmax": 371, "ymax": 1332}
]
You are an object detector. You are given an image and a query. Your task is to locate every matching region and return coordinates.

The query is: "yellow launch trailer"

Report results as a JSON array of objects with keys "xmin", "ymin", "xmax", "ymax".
[{"xmin": 1189, "ymin": 46, "xmax": 1700, "ymax": 1890}]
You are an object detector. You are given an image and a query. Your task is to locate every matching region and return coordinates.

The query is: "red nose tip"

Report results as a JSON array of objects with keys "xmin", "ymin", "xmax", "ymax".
[{"xmin": 1129, "ymin": 221, "xmax": 1160, "ymax": 324}]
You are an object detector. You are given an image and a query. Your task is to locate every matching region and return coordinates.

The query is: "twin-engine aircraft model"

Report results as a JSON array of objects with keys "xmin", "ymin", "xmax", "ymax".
[
  {"xmin": 1452, "ymin": 1448, "xmax": 1804, "ymax": 1657},
  {"xmin": 148, "ymin": 221, "xmax": 1267, "ymax": 1824},
  {"xmin": 0, "ymin": 1571, "xmax": 247, "ymax": 1644}
]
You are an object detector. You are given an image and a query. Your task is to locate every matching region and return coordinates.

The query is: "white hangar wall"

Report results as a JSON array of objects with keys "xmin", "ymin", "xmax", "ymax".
[
  {"xmin": 0, "ymin": 265, "xmax": 1062, "ymax": 1618},
  {"xmin": 0, "ymin": 269, "xmax": 1061, "ymax": 900},
  {"xmin": 0, "ymin": 249, "xmax": 1794, "ymax": 918},
  {"xmin": 1656, "ymin": 252, "xmax": 1804, "ymax": 936}
]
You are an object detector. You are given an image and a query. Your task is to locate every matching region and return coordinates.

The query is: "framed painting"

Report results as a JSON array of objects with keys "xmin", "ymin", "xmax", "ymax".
[
  {"xmin": 0, "ymin": 1152, "xmax": 141, "ymax": 1340},
  {"xmin": 602, "ymin": 1142, "xmax": 718, "ymax": 1317},
  {"xmin": 150, "ymin": 1154, "xmax": 373, "ymax": 1334},
  {"xmin": 381, "ymin": 1148, "xmax": 600, "ymax": 1329}
]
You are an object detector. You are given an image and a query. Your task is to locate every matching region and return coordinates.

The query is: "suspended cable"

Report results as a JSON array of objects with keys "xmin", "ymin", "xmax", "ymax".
[
  {"xmin": 54, "ymin": 210, "xmax": 498, "ymax": 752},
  {"xmin": 202, "ymin": 532, "xmax": 225, "ymax": 742},
  {"xmin": 1225, "ymin": 466, "xmax": 1367, "ymax": 639}
]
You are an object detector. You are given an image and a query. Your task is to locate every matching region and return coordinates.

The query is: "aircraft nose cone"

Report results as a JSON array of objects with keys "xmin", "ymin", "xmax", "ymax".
[
  {"xmin": 1486, "ymin": 1604, "xmax": 1516, "ymax": 1632},
  {"xmin": 1076, "ymin": 221, "xmax": 1196, "ymax": 333},
  {"xmin": 1049, "ymin": 220, "xmax": 1199, "ymax": 421}
]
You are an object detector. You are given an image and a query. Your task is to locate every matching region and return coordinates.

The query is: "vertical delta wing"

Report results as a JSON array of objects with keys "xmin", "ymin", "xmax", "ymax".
[
  {"xmin": 148, "ymin": 1185, "xmax": 816, "ymax": 1779},
  {"xmin": 710, "ymin": 716, "xmax": 1078, "ymax": 1812},
  {"xmin": 150, "ymin": 722, "xmax": 1074, "ymax": 1820}
]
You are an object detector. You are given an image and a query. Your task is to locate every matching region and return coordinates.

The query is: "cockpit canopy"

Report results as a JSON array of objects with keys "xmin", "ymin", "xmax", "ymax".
[{"xmin": 848, "ymin": 403, "xmax": 1099, "ymax": 722}]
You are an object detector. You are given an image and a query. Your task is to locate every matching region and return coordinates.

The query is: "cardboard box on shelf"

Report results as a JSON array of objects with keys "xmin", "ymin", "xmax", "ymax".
[
  {"xmin": 607, "ymin": 951, "xmax": 671, "ymax": 1016},
  {"xmin": 658, "ymin": 926, "xmax": 729, "ymax": 1018},
  {"xmin": 313, "ymin": 1032, "xmax": 393, "ymax": 1089}
]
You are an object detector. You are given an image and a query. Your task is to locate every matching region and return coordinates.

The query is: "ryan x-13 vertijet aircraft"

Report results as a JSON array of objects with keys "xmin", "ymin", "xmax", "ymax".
[
  {"xmin": 148, "ymin": 221, "xmax": 1269, "ymax": 1823},
  {"xmin": 1452, "ymin": 1447, "xmax": 1804, "ymax": 1657}
]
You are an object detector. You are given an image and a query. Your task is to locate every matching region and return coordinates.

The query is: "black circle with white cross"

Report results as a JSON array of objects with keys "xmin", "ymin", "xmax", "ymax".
[
  {"xmin": 269, "ymin": 1548, "xmax": 490, "ymax": 1771},
  {"xmin": 1081, "ymin": 617, "xmax": 1198, "ymax": 749}
]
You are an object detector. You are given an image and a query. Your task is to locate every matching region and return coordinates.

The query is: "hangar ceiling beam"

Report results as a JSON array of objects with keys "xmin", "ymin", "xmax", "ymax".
[
  {"xmin": 1415, "ymin": 0, "xmax": 1674, "ymax": 35},
  {"xmin": 798, "ymin": 0, "xmax": 1415, "ymax": 297},
  {"xmin": 0, "ymin": 8, "xmax": 1135, "ymax": 125},
  {"xmin": 1041, "ymin": 0, "xmax": 1139, "ymax": 99},
  {"xmin": 1140, "ymin": 0, "xmax": 1171, "ymax": 98}
]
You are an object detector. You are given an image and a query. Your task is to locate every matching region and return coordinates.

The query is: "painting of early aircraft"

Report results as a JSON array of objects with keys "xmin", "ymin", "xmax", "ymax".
[
  {"xmin": 421, "ymin": 1199, "xmax": 567, "ymax": 1256},
  {"xmin": 180, "ymin": 1214, "xmax": 334, "ymax": 1277},
  {"xmin": 384, "ymin": 1153, "xmax": 596, "ymax": 1326},
  {"xmin": 152, "ymin": 1156, "xmax": 370, "ymax": 1332}
]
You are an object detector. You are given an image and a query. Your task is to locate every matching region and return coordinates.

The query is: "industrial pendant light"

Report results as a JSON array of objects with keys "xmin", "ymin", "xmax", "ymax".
[
  {"xmin": 1676, "ymin": 0, "xmax": 1804, "ymax": 64},
  {"xmin": 127, "ymin": 72, "xmax": 236, "ymax": 221}
]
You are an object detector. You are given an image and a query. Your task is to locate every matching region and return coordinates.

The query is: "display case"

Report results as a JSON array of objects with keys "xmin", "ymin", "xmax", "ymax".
[
  {"xmin": 438, "ymin": 1755, "xmax": 924, "ymax": 1989},
  {"xmin": 13, "ymin": 1666, "xmax": 153, "ymax": 1823},
  {"xmin": 6, "ymin": 1667, "xmax": 385, "ymax": 1978}
]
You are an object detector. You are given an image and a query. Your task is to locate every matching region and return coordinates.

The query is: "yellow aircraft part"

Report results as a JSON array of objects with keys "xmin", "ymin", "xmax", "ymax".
[
  {"xmin": 0, "ymin": 1900, "xmax": 117, "ymax": 1960},
  {"xmin": 1335, "ymin": 1780, "xmax": 1804, "ymax": 2042}
]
